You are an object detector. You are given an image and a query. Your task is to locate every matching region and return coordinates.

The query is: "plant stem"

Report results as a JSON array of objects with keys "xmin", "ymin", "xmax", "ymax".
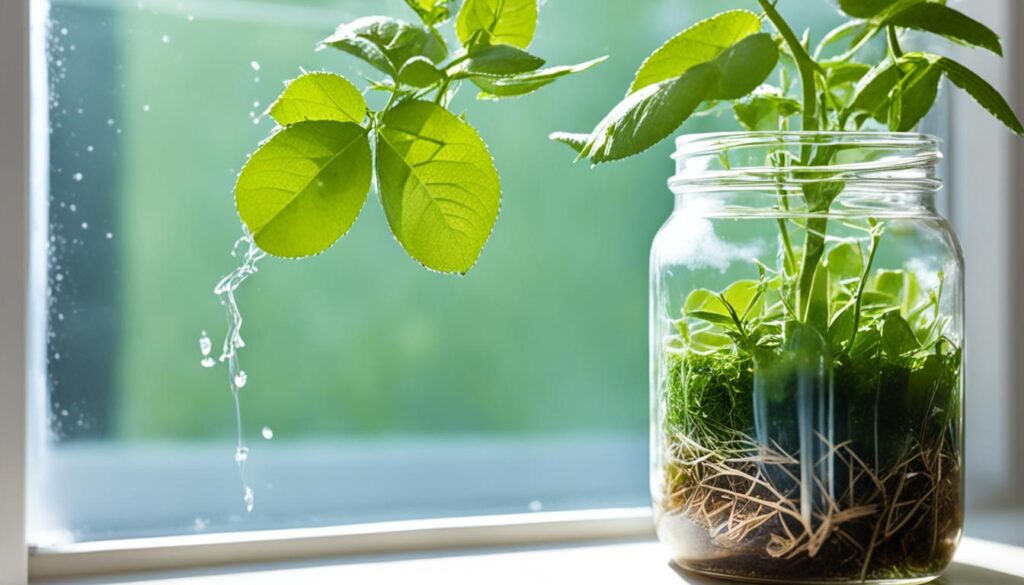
[
  {"xmin": 887, "ymin": 26, "xmax": 904, "ymax": 60},
  {"xmin": 848, "ymin": 221, "xmax": 882, "ymax": 348},
  {"xmin": 758, "ymin": 0, "xmax": 818, "ymax": 133}
]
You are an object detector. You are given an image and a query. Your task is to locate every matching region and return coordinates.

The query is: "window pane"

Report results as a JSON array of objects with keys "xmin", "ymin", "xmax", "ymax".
[{"xmin": 31, "ymin": 0, "xmax": 847, "ymax": 544}]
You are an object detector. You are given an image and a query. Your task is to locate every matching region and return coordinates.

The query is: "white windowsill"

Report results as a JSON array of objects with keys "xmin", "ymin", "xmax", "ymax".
[{"xmin": 34, "ymin": 537, "xmax": 1024, "ymax": 585}]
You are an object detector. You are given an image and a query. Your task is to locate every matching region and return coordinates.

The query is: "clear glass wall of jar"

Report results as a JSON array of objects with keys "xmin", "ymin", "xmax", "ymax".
[{"xmin": 650, "ymin": 132, "xmax": 964, "ymax": 584}]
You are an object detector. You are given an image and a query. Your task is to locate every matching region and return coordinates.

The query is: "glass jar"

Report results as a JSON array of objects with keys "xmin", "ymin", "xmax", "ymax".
[{"xmin": 650, "ymin": 132, "xmax": 963, "ymax": 584}]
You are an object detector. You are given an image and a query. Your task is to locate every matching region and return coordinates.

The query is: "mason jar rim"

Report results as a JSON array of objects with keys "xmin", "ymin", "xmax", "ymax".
[
  {"xmin": 670, "ymin": 131, "xmax": 943, "ymax": 193},
  {"xmin": 672, "ymin": 131, "xmax": 941, "ymax": 158}
]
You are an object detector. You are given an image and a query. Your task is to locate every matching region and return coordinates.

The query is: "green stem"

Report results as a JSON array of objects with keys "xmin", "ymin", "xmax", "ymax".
[
  {"xmin": 848, "ymin": 221, "xmax": 882, "ymax": 349},
  {"xmin": 758, "ymin": 0, "xmax": 818, "ymax": 133},
  {"xmin": 887, "ymin": 26, "xmax": 904, "ymax": 60}
]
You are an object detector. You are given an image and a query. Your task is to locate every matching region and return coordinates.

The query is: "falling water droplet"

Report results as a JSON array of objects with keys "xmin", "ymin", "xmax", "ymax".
[
  {"xmin": 250, "ymin": 60, "xmax": 261, "ymax": 71},
  {"xmin": 60, "ymin": 27, "xmax": 68, "ymax": 36},
  {"xmin": 161, "ymin": 34, "xmax": 171, "ymax": 44},
  {"xmin": 261, "ymin": 426, "xmax": 273, "ymax": 440},
  {"xmin": 528, "ymin": 500, "xmax": 543, "ymax": 512},
  {"xmin": 199, "ymin": 331, "xmax": 212, "ymax": 356},
  {"xmin": 107, "ymin": 118, "xmax": 115, "ymax": 126},
  {"xmin": 80, "ymin": 222, "xmax": 88, "ymax": 230},
  {"xmin": 69, "ymin": 203, "xmax": 77, "ymax": 212},
  {"xmin": 235, "ymin": 446, "xmax": 249, "ymax": 464},
  {"xmin": 244, "ymin": 486, "xmax": 254, "ymax": 512},
  {"xmin": 86, "ymin": 145, "xmax": 94, "ymax": 152},
  {"xmin": 234, "ymin": 370, "xmax": 247, "ymax": 388},
  {"xmin": 143, "ymin": 104, "xmax": 150, "ymax": 112},
  {"xmin": 201, "ymin": 357, "xmax": 216, "ymax": 368},
  {"xmin": 187, "ymin": 14, "xmax": 194, "ymax": 22},
  {"xmin": 72, "ymin": 172, "xmax": 82, "ymax": 182},
  {"xmin": 252, "ymin": 100, "xmax": 260, "ymax": 108},
  {"xmin": 106, "ymin": 232, "xmax": 113, "ymax": 239}
]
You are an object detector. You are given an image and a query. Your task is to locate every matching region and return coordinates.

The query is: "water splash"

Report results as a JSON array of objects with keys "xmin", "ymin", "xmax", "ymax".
[{"xmin": 209, "ymin": 228, "xmax": 267, "ymax": 512}]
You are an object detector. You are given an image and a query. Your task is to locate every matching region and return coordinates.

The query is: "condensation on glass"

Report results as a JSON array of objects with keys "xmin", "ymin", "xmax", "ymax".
[{"xmin": 650, "ymin": 133, "xmax": 964, "ymax": 584}]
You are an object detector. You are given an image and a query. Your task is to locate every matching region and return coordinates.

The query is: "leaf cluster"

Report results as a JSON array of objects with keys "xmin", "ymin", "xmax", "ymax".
[
  {"xmin": 554, "ymin": 0, "xmax": 1023, "ymax": 164},
  {"xmin": 234, "ymin": 0, "xmax": 604, "ymax": 274}
]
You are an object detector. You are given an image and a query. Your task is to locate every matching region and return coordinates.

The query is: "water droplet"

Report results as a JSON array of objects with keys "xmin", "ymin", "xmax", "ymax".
[
  {"xmin": 106, "ymin": 232, "xmax": 113, "ymax": 239},
  {"xmin": 252, "ymin": 100, "xmax": 260, "ymax": 108},
  {"xmin": 235, "ymin": 446, "xmax": 249, "ymax": 464},
  {"xmin": 161, "ymin": 34, "xmax": 170, "ymax": 44},
  {"xmin": 60, "ymin": 409, "xmax": 69, "ymax": 417},
  {"xmin": 107, "ymin": 118, "xmax": 115, "ymax": 126},
  {"xmin": 60, "ymin": 27, "xmax": 68, "ymax": 36},
  {"xmin": 234, "ymin": 370, "xmax": 247, "ymax": 388},
  {"xmin": 248, "ymin": 111, "xmax": 255, "ymax": 118},
  {"xmin": 55, "ymin": 273, "xmax": 63, "ymax": 282},
  {"xmin": 80, "ymin": 222, "xmax": 88, "ymax": 229},
  {"xmin": 72, "ymin": 172, "xmax": 82, "ymax": 182},
  {"xmin": 250, "ymin": 60, "xmax": 260, "ymax": 71},
  {"xmin": 69, "ymin": 203, "xmax": 77, "ymax": 212},
  {"xmin": 528, "ymin": 500, "xmax": 543, "ymax": 512},
  {"xmin": 244, "ymin": 486, "xmax": 254, "ymax": 512},
  {"xmin": 253, "ymin": 76, "xmax": 260, "ymax": 83},
  {"xmin": 142, "ymin": 104, "xmax": 150, "ymax": 112},
  {"xmin": 86, "ymin": 145, "xmax": 94, "ymax": 152},
  {"xmin": 76, "ymin": 108, "xmax": 84, "ymax": 114},
  {"xmin": 199, "ymin": 331, "xmax": 212, "ymax": 356},
  {"xmin": 201, "ymin": 356, "xmax": 215, "ymax": 368},
  {"xmin": 57, "ymin": 313, "xmax": 64, "ymax": 321},
  {"xmin": 261, "ymin": 426, "xmax": 273, "ymax": 440},
  {"xmin": 187, "ymin": 14, "xmax": 194, "ymax": 22},
  {"xmin": 193, "ymin": 517, "xmax": 208, "ymax": 531}
]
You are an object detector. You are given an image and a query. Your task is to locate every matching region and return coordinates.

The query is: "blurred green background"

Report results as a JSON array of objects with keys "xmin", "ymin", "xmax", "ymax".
[{"xmin": 48, "ymin": 0, "xmax": 844, "ymax": 442}]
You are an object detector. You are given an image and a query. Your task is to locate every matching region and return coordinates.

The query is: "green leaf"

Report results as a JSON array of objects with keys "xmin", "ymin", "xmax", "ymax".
[
  {"xmin": 404, "ymin": 0, "xmax": 455, "ymax": 26},
  {"xmin": 687, "ymin": 311, "xmax": 738, "ymax": 327},
  {"xmin": 829, "ymin": 302, "xmax": 856, "ymax": 345},
  {"xmin": 322, "ymin": 16, "xmax": 447, "ymax": 78},
  {"xmin": 838, "ymin": 0, "xmax": 897, "ymax": 18},
  {"xmin": 235, "ymin": 121, "xmax": 372, "ymax": 258},
  {"xmin": 548, "ymin": 132, "xmax": 590, "ymax": 154},
  {"xmin": 471, "ymin": 56, "xmax": 606, "ymax": 100},
  {"xmin": 464, "ymin": 43, "xmax": 544, "ymax": 75},
  {"xmin": 456, "ymin": 0, "xmax": 538, "ymax": 49},
  {"xmin": 815, "ymin": 20, "xmax": 870, "ymax": 58},
  {"xmin": 827, "ymin": 62, "xmax": 872, "ymax": 87},
  {"xmin": 848, "ymin": 58, "xmax": 899, "ymax": 121},
  {"xmin": 707, "ymin": 33, "xmax": 780, "ymax": 100},
  {"xmin": 268, "ymin": 72, "xmax": 367, "ymax": 126},
  {"xmin": 934, "ymin": 56, "xmax": 1024, "ymax": 136},
  {"xmin": 890, "ymin": 54, "xmax": 942, "ymax": 132},
  {"xmin": 376, "ymin": 100, "xmax": 501, "ymax": 274},
  {"xmin": 689, "ymin": 329, "xmax": 734, "ymax": 353},
  {"xmin": 733, "ymin": 85, "xmax": 801, "ymax": 131},
  {"xmin": 723, "ymin": 280, "xmax": 762, "ymax": 319},
  {"xmin": 826, "ymin": 242, "xmax": 863, "ymax": 284},
  {"xmin": 873, "ymin": 270, "xmax": 906, "ymax": 298},
  {"xmin": 885, "ymin": 3, "xmax": 1002, "ymax": 56},
  {"xmin": 581, "ymin": 34, "xmax": 776, "ymax": 163},
  {"xmin": 881, "ymin": 311, "xmax": 920, "ymax": 358},
  {"xmin": 398, "ymin": 56, "xmax": 446, "ymax": 88},
  {"xmin": 583, "ymin": 64, "xmax": 716, "ymax": 163},
  {"xmin": 629, "ymin": 9, "xmax": 762, "ymax": 94}
]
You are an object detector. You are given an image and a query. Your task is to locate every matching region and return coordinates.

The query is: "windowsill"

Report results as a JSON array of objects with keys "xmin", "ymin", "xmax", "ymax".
[{"xmin": 35, "ymin": 537, "xmax": 1024, "ymax": 585}]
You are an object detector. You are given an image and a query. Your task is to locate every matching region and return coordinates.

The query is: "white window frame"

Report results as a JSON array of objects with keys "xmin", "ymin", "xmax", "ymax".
[{"xmin": 1, "ymin": 0, "xmax": 1022, "ymax": 583}]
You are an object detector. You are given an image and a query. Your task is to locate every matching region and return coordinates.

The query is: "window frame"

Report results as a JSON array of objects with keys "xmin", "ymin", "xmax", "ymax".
[
  {"xmin": 0, "ymin": 0, "xmax": 30, "ymax": 583},
  {"xmin": 1, "ymin": 0, "xmax": 1022, "ymax": 582}
]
